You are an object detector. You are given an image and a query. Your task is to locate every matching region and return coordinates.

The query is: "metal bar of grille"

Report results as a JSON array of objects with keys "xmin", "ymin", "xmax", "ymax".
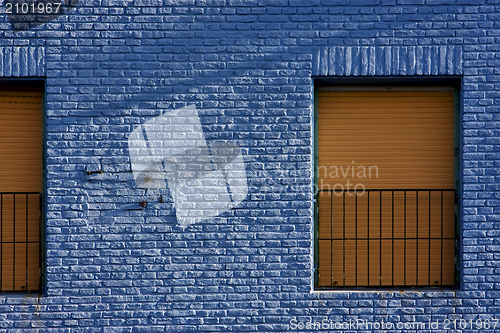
[
  {"xmin": 355, "ymin": 193, "xmax": 358, "ymax": 286},
  {"xmin": 379, "ymin": 193, "xmax": 382, "ymax": 286},
  {"xmin": 391, "ymin": 191, "xmax": 394, "ymax": 286},
  {"xmin": 342, "ymin": 190, "xmax": 345, "ymax": 287},
  {"xmin": 330, "ymin": 191, "xmax": 333, "ymax": 286},
  {"xmin": 0, "ymin": 194, "xmax": 2, "ymax": 290},
  {"xmin": 0, "ymin": 192, "xmax": 41, "ymax": 292},
  {"xmin": 428, "ymin": 190, "xmax": 431, "ymax": 286},
  {"xmin": 319, "ymin": 188, "xmax": 458, "ymax": 192},
  {"xmin": 13, "ymin": 194, "xmax": 16, "ymax": 290},
  {"xmin": 441, "ymin": 190, "xmax": 444, "ymax": 286},
  {"xmin": 404, "ymin": 191, "xmax": 406, "ymax": 286},
  {"xmin": 26, "ymin": 193, "xmax": 29, "ymax": 291},
  {"xmin": 318, "ymin": 189, "xmax": 456, "ymax": 289},
  {"xmin": 39, "ymin": 194, "xmax": 43, "ymax": 292},
  {"xmin": 367, "ymin": 191, "xmax": 370, "ymax": 286},
  {"xmin": 416, "ymin": 191, "xmax": 418, "ymax": 286},
  {"xmin": 320, "ymin": 237, "xmax": 454, "ymax": 240}
]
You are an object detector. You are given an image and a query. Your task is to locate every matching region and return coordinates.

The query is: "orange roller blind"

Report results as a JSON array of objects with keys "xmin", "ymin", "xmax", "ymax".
[
  {"xmin": 317, "ymin": 88, "xmax": 456, "ymax": 288},
  {"xmin": 0, "ymin": 88, "xmax": 43, "ymax": 192},
  {"xmin": 0, "ymin": 87, "xmax": 42, "ymax": 292},
  {"xmin": 317, "ymin": 90, "xmax": 454, "ymax": 190}
]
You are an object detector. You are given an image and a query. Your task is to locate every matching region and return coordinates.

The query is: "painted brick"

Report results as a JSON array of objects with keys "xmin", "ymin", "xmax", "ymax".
[
  {"xmin": 0, "ymin": 1, "xmax": 496, "ymax": 332},
  {"xmin": 313, "ymin": 45, "xmax": 463, "ymax": 76},
  {"xmin": 0, "ymin": 46, "xmax": 45, "ymax": 77}
]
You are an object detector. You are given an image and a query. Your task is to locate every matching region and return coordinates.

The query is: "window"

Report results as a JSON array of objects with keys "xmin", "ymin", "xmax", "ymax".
[
  {"xmin": 0, "ymin": 85, "xmax": 43, "ymax": 292},
  {"xmin": 315, "ymin": 86, "xmax": 458, "ymax": 288}
]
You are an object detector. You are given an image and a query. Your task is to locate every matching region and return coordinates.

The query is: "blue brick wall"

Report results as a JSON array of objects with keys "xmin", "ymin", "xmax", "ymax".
[{"xmin": 0, "ymin": 0, "xmax": 499, "ymax": 332}]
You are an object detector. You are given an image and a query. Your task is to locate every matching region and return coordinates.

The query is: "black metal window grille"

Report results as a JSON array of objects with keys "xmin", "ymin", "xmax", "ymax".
[
  {"xmin": 317, "ymin": 189, "xmax": 456, "ymax": 288},
  {"xmin": 0, "ymin": 192, "xmax": 41, "ymax": 292}
]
